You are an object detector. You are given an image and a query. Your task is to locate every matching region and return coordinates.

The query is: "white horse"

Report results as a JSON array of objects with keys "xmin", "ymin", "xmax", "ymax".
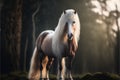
[{"xmin": 28, "ymin": 9, "xmax": 80, "ymax": 80}]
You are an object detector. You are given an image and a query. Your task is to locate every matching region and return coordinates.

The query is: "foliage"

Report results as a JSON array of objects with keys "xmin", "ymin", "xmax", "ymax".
[{"xmin": 0, "ymin": 72, "xmax": 120, "ymax": 80}]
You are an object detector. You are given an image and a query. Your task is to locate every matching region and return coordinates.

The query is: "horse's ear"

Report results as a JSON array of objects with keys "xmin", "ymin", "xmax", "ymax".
[
  {"xmin": 74, "ymin": 10, "xmax": 77, "ymax": 14},
  {"xmin": 64, "ymin": 10, "xmax": 66, "ymax": 14}
]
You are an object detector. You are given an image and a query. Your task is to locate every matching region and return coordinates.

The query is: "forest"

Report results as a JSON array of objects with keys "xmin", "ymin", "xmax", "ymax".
[{"xmin": 0, "ymin": 0, "xmax": 120, "ymax": 80}]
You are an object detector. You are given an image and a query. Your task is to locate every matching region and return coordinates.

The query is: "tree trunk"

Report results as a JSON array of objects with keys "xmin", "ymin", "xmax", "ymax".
[
  {"xmin": 115, "ymin": 5, "xmax": 120, "ymax": 74},
  {"xmin": 20, "ymin": 0, "xmax": 40, "ymax": 71},
  {"xmin": 1, "ymin": 0, "xmax": 22, "ymax": 73}
]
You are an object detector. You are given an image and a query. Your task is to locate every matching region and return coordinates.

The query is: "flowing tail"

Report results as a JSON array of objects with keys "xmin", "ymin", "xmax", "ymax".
[
  {"xmin": 28, "ymin": 31, "xmax": 49, "ymax": 79},
  {"xmin": 28, "ymin": 47, "xmax": 40, "ymax": 79}
]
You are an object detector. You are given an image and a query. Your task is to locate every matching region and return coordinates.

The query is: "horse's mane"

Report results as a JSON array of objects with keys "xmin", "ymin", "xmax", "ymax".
[{"xmin": 53, "ymin": 9, "xmax": 80, "ymax": 43}]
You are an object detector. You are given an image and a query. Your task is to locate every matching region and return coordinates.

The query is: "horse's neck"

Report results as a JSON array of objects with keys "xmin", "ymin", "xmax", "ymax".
[
  {"xmin": 52, "ymin": 29, "xmax": 67, "ymax": 55},
  {"xmin": 54, "ymin": 26, "xmax": 64, "ymax": 40},
  {"xmin": 52, "ymin": 30, "xmax": 65, "ymax": 57}
]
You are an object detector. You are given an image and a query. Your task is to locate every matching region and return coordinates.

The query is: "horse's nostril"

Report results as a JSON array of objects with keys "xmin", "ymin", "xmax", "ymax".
[{"xmin": 68, "ymin": 33, "xmax": 73, "ymax": 40}]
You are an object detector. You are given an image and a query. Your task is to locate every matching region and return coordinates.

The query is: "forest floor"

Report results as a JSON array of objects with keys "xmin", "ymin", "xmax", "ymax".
[{"xmin": 0, "ymin": 72, "xmax": 120, "ymax": 80}]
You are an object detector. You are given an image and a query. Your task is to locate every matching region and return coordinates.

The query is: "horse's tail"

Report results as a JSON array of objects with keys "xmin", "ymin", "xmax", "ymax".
[
  {"xmin": 28, "ymin": 47, "xmax": 40, "ymax": 79},
  {"xmin": 28, "ymin": 31, "xmax": 49, "ymax": 79}
]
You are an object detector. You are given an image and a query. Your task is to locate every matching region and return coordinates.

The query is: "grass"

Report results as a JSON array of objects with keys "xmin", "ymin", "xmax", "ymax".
[
  {"xmin": 0, "ymin": 71, "xmax": 28, "ymax": 80},
  {"xmin": 0, "ymin": 72, "xmax": 120, "ymax": 80}
]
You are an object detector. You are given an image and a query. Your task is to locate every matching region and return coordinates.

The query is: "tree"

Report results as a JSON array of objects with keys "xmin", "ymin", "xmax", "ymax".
[
  {"xmin": 114, "ymin": 5, "xmax": 120, "ymax": 74},
  {"xmin": 89, "ymin": 0, "xmax": 120, "ymax": 74},
  {"xmin": 20, "ymin": 0, "xmax": 40, "ymax": 71},
  {"xmin": 1, "ymin": 0, "xmax": 22, "ymax": 73}
]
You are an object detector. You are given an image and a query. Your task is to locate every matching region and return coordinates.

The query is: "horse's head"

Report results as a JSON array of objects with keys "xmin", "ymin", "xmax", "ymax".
[
  {"xmin": 62, "ymin": 9, "xmax": 80, "ymax": 41},
  {"xmin": 60, "ymin": 9, "xmax": 80, "ymax": 56},
  {"xmin": 53, "ymin": 9, "xmax": 80, "ymax": 57}
]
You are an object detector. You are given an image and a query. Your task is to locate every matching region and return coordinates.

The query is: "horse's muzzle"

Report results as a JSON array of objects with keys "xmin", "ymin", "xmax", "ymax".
[{"xmin": 68, "ymin": 33, "xmax": 73, "ymax": 40}]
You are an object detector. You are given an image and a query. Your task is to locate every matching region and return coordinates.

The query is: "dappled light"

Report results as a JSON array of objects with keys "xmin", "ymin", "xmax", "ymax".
[
  {"xmin": 107, "ymin": 0, "xmax": 120, "ymax": 11},
  {"xmin": 96, "ymin": 19, "xmax": 103, "ymax": 24},
  {"xmin": 90, "ymin": 0, "xmax": 120, "ymax": 36},
  {"xmin": 91, "ymin": 0, "xmax": 120, "ymax": 15},
  {"xmin": 1, "ymin": 0, "xmax": 120, "ymax": 79}
]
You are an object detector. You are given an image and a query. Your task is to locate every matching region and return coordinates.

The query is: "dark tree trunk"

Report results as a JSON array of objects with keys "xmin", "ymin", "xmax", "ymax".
[
  {"xmin": 1, "ymin": 0, "xmax": 22, "ymax": 74},
  {"xmin": 20, "ymin": 0, "xmax": 33, "ymax": 71},
  {"xmin": 115, "ymin": 5, "xmax": 120, "ymax": 74},
  {"xmin": 20, "ymin": 0, "xmax": 40, "ymax": 71}
]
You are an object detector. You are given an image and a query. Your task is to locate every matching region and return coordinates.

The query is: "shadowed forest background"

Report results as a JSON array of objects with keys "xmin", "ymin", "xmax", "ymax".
[{"xmin": 0, "ymin": 0, "xmax": 120, "ymax": 79}]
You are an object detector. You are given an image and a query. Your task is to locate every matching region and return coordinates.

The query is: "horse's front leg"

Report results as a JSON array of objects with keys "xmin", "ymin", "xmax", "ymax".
[
  {"xmin": 66, "ymin": 56, "xmax": 74, "ymax": 80},
  {"xmin": 57, "ymin": 58, "xmax": 65, "ymax": 80}
]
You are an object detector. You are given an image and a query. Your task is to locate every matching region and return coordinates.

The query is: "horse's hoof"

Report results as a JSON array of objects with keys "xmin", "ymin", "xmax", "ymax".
[
  {"xmin": 46, "ymin": 78, "xmax": 50, "ymax": 80},
  {"xmin": 59, "ymin": 78, "xmax": 65, "ymax": 80},
  {"xmin": 44, "ymin": 78, "xmax": 49, "ymax": 80},
  {"xmin": 40, "ymin": 78, "xmax": 43, "ymax": 80},
  {"xmin": 70, "ymin": 77, "xmax": 73, "ymax": 80},
  {"xmin": 66, "ymin": 78, "xmax": 73, "ymax": 80}
]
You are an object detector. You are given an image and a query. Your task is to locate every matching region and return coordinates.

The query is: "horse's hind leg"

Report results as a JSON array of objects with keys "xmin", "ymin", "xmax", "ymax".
[
  {"xmin": 46, "ymin": 57, "xmax": 53, "ymax": 80},
  {"xmin": 39, "ymin": 51, "xmax": 46, "ymax": 80}
]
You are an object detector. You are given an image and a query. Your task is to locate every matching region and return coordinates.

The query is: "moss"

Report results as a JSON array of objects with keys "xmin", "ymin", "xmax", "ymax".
[
  {"xmin": 80, "ymin": 73, "xmax": 93, "ymax": 80},
  {"xmin": 0, "ymin": 72, "xmax": 120, "ymax": 80},
  {"xmin": 0, "ymin": 71, "xmax": 28, "ymax": 80},
  {"xmin": 49, "ymin": 74, "xmax": 57, "ymax": 79},
  {"xmin": 80, "ymin": 72, "xmax": 120, "ymax": 80}
]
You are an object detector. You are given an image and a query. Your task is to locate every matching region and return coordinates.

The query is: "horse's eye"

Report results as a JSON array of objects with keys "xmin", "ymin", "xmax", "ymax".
[
  {"xmin": 73, "ymin": 21, "xmax": 75, "ymax": 24},
  {"xmin": 72, "ymin": 21, "xmax": 75, "ymax": 26}
]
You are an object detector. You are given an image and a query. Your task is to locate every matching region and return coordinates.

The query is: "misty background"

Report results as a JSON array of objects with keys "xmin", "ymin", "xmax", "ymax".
[{"xmin": 0, "ymin": 0, "xmax": 120, "ymax": 75}]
